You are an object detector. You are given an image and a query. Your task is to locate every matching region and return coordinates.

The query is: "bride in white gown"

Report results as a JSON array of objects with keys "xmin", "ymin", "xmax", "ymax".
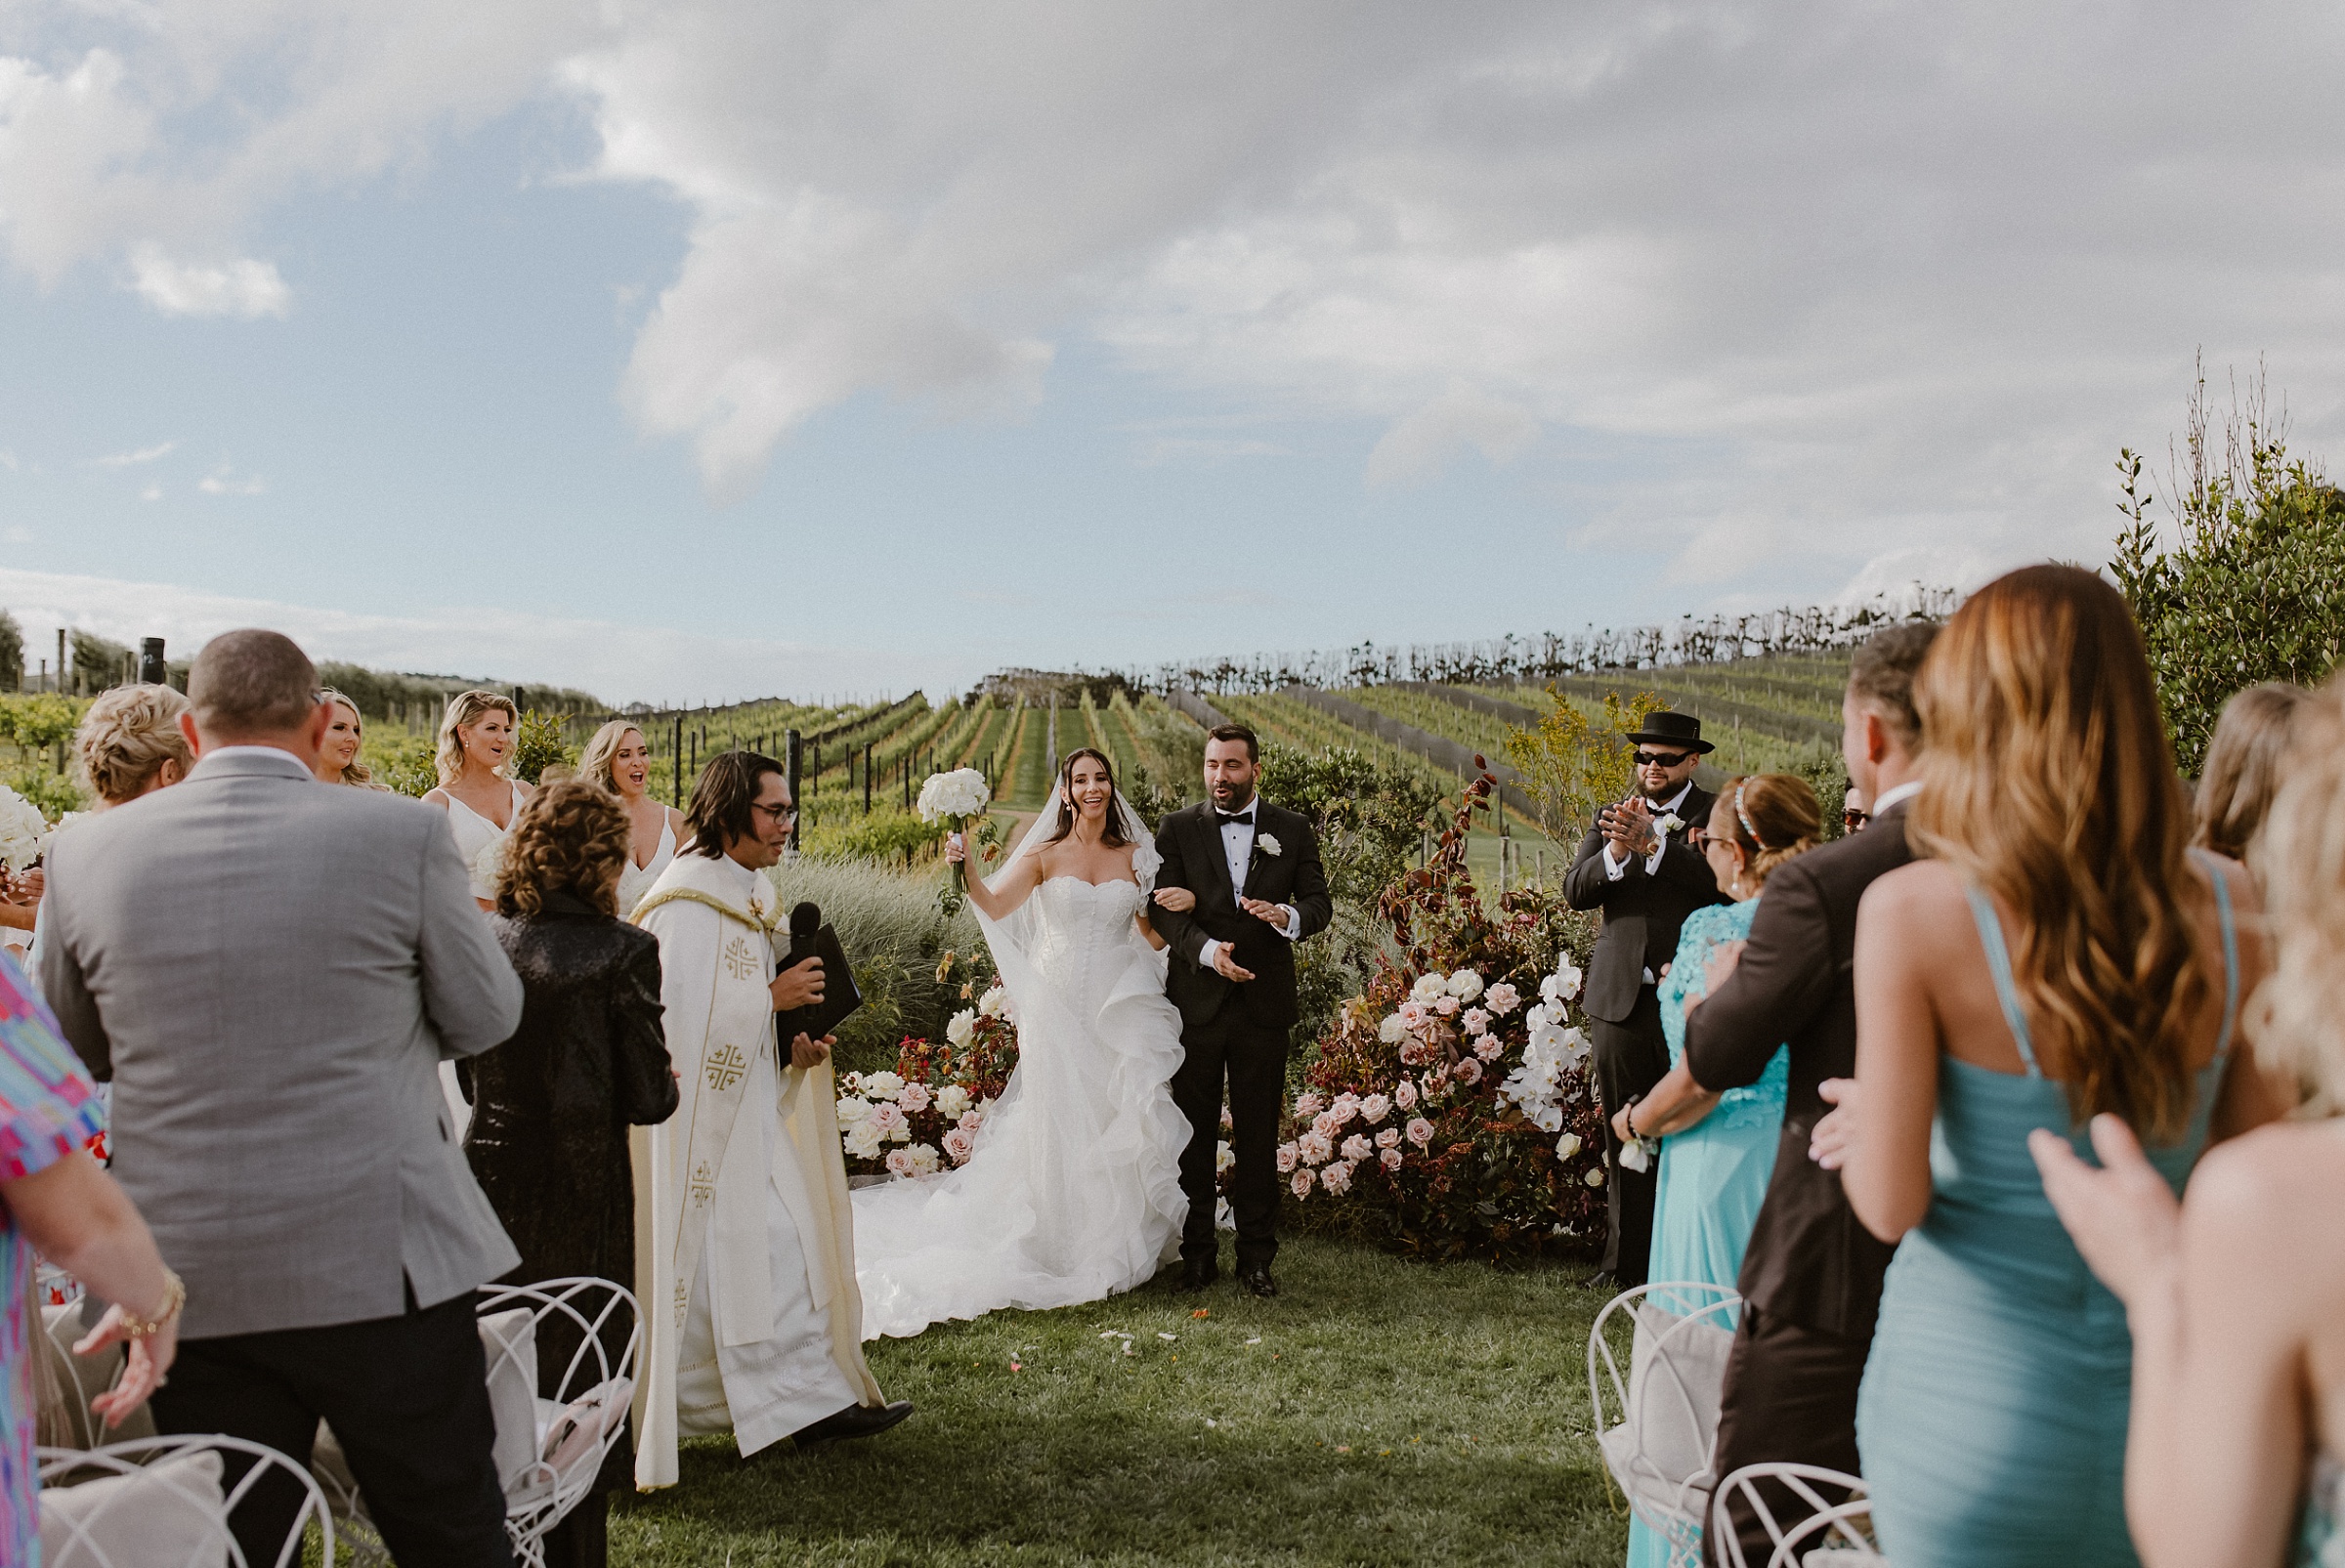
[{"xmin": 850, "ymin": 748, "xmax": 1191, "ymax": 1338}]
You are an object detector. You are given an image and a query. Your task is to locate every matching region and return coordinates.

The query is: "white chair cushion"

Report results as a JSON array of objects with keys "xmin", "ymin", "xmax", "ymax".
[
  {"xmin": 39, "ymin": 1450, "xmax": 225, "ymax": 1567},
  {"xmin": 539, "ymin": 1376, "xmax": 632, "ymax": 1487},
  {"xmin": 1604, "ymin": 1296, "xmax": 1733, "ymax": 1515},
  {"xmin": 478, "ymin": 1306, "xmax": 540, "ymax": 1499}
]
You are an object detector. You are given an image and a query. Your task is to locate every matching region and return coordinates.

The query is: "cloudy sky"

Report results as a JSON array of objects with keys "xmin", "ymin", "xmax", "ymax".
[{"xmin": 3, "ymin": 1, "xmax": 2341, "ymax": 704}]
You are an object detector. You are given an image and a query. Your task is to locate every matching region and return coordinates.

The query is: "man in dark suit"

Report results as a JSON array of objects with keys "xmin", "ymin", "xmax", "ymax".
[
  {"xmin": 1564, "ymin": 710, "xmax": 1723, "ymax": 1289},
  {"xmin": 1683, "ymin": 622, "xmax": 1937, "ymax": 1564},
  {"xmin": 1149, "ymin": 724, "xmax": 1332, "ymax": 1297}
]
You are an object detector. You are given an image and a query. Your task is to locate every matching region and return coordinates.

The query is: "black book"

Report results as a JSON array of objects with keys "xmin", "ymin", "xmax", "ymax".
[{"xmin": 775, "ymin": 902, "xmax": 863, "ymax": 1045}]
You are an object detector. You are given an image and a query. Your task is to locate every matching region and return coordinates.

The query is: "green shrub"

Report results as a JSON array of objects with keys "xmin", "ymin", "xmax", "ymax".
[
  {"xmin": 508, "ymin": 709, "xmax": 575, "ymax": 785},
  {"xmin": 8, "ymin": 768, "xmax": 85, "ymax": 821}
]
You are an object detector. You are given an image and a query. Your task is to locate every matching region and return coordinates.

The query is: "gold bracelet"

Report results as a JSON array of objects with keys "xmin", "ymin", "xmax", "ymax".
[{"xmin": 118, "ymin": 1269, "xmax": 185, "ymax": 1338}]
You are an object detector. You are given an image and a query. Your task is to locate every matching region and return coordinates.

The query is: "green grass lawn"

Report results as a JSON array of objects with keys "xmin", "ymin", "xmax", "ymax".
[{"xmin": 612, "ymin": 1235, "xmax": 1630, "ymax": 1567}]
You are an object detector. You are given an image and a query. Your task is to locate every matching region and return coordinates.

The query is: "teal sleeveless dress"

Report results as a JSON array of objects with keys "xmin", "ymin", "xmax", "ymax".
[
  {"xmin": 1626, "ymin": 900, "xmax": 1788, "ymax": 1568},
  {"xmin": 1856, "ymin": 854, "xmax": 2238, "ymax": 1568}
]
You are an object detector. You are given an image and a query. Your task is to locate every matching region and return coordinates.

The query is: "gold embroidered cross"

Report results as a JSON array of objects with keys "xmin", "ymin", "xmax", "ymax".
[
  {"xmin": 674, "ymin": 1280, "xmax": 689, "ymax": 1326},
  {"xmin": 689, "ymin": 1160, "xmax": 715, "ymax": 1207},
  {"xmin": 723, "ymin": 934, "xmax": 759, "ymax": 980},
  {"xmin": 704, "ymin": 1043, "xmax": 748, "ymax": 1092}
]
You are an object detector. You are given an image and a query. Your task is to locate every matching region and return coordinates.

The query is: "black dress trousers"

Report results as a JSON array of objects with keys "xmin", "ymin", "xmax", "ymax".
[
  {"xmin": 1170, "ymin": 1008, "xmax": 1290, "ymax": 1272},
  {"xmin": 1591, "ymin": 984, "xmax": 1671, "ymax": 1284}
]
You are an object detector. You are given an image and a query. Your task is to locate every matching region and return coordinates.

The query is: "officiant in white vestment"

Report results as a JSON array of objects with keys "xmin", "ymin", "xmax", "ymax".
[{"xmin": 632, "ymin": 751, "xmax": 911, "ymax": 1489}]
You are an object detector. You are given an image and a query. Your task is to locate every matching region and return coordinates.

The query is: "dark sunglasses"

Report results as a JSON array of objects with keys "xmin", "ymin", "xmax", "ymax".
[
  {"xmin": 1842, "ymin": 808, "xmax": 1869, "ymax": 830},
  {"xmin": 1632, "ymin": 750, "xmax": 1691, "ymax": 768}
]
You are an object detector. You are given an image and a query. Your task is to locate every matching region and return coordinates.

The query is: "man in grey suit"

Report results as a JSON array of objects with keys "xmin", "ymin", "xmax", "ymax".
[{"xmin": 40, "ymin": 629, "xmax": 526, "ymax": 1566}]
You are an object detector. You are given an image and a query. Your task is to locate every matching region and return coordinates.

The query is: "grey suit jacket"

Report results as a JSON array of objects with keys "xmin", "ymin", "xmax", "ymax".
[{"xmin": 39, "ymin": 747, "xmax": 525, "ymax": 1338}]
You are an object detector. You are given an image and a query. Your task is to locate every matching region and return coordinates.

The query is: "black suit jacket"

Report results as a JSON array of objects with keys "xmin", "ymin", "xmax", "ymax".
[
  {"xmin": 1683, "ymin": 799, "xmax": 1914, "ymax": 1337},
  {"xmin": 1150, "ymin": 799, "xmax": 1332, "ymax": 1032},
  {"xmin": 1563, "ymin": 784, "xmax": 1724, "ymax": 1024}
]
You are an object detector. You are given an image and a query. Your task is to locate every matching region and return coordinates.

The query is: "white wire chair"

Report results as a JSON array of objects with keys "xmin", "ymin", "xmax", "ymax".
[
  {"xmin": 313, "ymin": 1275, "xmax": 641, "ymax": 1568},
  {"xmin": 1587, "ymin": 1281, "xmax": 1743, "ymax": 1568},
  {"xmin": 35, "ymin": 1432, "xmax": 332, "ymax": 1568},
  {"xmin": 1708, "ymin": 1462, "xmax": 1883, "ymax": 1568}
]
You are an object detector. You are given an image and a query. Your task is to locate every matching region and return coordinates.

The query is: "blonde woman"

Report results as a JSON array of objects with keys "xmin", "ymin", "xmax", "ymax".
[
  {"xmin": 578, "ymin": 720, "xmax": 688, "ymax": 918},
  {"xmin": 2035, "ymin": 676, "xmax": 2345, "ymax": 1567},
  {"xmin": 311, "ymin": 690, "xmax": 385, "ymax": 788},
  {"xmin": 422, "ymin": 691, "xmax": 529, "ymax": 911},
  {"xmin": 12, "ymin": 685, "xmax": 196, "ymax": 954},
  {"xmin": 1825, "ymin": 567, "xmax": 2292, "ymax": 1567}
]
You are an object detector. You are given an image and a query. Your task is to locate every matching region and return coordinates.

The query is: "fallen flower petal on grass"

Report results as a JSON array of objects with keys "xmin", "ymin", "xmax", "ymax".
[
  {"xmin": 1244, "ymin": 1336, "xmax": 1262, "ymax": 1345},
  {"xmin": 1157, "ymin": 1333, "xmax": 1176, "ymax": 1341}
]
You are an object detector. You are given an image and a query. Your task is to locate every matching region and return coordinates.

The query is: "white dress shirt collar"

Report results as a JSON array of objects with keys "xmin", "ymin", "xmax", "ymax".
[{"xmin": 1871, "ymin": 780, "xmax": 1923, "ymax": 815}]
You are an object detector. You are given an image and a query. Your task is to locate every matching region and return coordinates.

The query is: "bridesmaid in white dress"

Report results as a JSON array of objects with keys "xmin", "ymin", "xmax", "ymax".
[
  {"xmin": 579, "ymin": 720, "xmax": 689, "ymax": 918},
  {"xmin": 422, "ymin": 690, "xmax": 532, "ymax": 912}
]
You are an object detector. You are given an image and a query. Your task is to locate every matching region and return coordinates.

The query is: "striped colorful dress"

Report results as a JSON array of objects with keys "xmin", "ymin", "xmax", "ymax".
[{"xmin": 0, "ymin": 951, "xmax": 107, "ymax": 1564}]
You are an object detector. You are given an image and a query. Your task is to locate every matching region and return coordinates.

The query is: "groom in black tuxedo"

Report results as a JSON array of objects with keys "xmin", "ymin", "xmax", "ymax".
[
  {"xmin": 1149, "ymin": 724, "xmax": 1331, "ymax": 1297},
  {"xmin": 1564, "ymin": 710, "xmax": 1723, "ymax": 1289}
]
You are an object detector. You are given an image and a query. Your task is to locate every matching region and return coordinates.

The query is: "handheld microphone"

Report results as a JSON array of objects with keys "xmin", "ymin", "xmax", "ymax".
[{"xmin": 789, "ymin": 901, "xmax": 822, "ymax": 947}]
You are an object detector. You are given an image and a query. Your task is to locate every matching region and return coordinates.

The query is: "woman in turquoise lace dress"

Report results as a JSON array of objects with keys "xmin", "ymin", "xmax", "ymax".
[
  {"xmin": 1616, "ymin": 774, "xmax": 1822, "ymax": 1568},
  {"xmin": 2031, "ymin": 676, "xmax": 2345, "ymax": 1568},
  {"xmin": 1819, "ymin": 568, "xmax": 2294, "ymax": 1568}
]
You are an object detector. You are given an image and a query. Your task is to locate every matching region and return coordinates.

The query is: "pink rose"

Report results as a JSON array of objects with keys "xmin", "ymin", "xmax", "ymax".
[
  {"xmin": 1341, "ymin": 1133, "xmax": 1374, "ymax": 1163},
  {"xmin": 884, "ymin": 1149, "xmax": 917, "ymax": 1179},
  {"xmin": 1312, "ymin": 1111, "xmax": 1342, "ymax": 1140},
  {"xmin": 1319, "ymin": 1160, "xmax": 1353, "ymax": 1196},
  {"xmin": 1454, "ymin": 1059, "xmax": 1483, "ymax": 1086},
  {"xmin": 1359, "ymin": 1092, "xmax": 1392, "ymax": 1124},
  {"xmin": 1396, "ymin": 1000, "xmax": 1429, "ymax": 1032},
  {"xmin": 1293, "ymin": 1091, "xmax": 1326, "ymax": 1120},
  {"xmin": 1394, "ymin": 1080, "xmax": 1419, "ymax": 1112},
  {"xmin": 1330, "ymin": 1093, "xmax": 1361, "ymax": 1126},
  {"xmin": 870, "ymin": 1103, "xmax": 910, "ymax": 1139},
  {"xmin": 1405, "ymin": 1117, "xmax": 1436, "ymax": 1148},
  {"xmin": 1380, "ymin": 1148, "xmax": 1403, "ymax": 1172},
  {"xmin": 1431, "ymin": 994, "xmax": 1460, "ymax": 1017},
  {"xmin": 1299, "ymin": 1131, "xmax": 1334, "ymax": 1165},
  {"xmin": 1220, "ymin": 1103, "xmax": 1235, "ymax": 1128},
  {"xmin": 942, "ymin": 1127, "xmax": 976, "ymax": 1165},
  {"xmin": 1473, "ymin": 1037, "xmax": 1504, "ymax": 1061},
  {"xmin": 1397, "ymin": 1038, "xmax": 1429, "ymax": 1067},
  {"xmin": 897, "ymin": 1081, "xmax": 933, "ymax": 1113},
  {"xmin": 1462, "ymin": 1007, "xmax": 1490, "ymax": 1036},
  {"xmin": 1484, "ymin": 983, "xmax": 1521, "ymax": 1015},
  {"xmin": 1275, "ymin": 1141, "xmax": 1300, "ymax": 1173},
  {"xmin": 959, "ymin": 1110, "xmax": 985, "ymax": 1132},
  {"xmin": 1292, "ymin": 1167, "xmax": 1315, "ymax": 1198},
  {"xmin": 1376, "ymin": 1127, "xmax": 1401, "ymax": 1149}
]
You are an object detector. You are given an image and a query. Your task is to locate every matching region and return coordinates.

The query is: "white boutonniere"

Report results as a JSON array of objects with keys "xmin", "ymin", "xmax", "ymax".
[
  {"xmin": 1654, "ymin": 814, "xmax": 1684, "ymax": 837},
  {"xmin": 1257, "ymin": 832, "xmax": 1282, "ymax": 857}
]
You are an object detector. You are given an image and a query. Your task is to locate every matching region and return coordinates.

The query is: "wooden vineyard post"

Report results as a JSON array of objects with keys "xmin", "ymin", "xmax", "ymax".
[
  {"xmin": 671, "ymin": 714, "xmax": 684, "ymax": 807},
  {"xmin": 785, "ymin": 729, "xmax": 802, "ymax": 855}
]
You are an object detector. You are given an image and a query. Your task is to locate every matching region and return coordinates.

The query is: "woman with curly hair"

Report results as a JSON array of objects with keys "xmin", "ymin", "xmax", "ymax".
[
  {"xmin": 464, "ymin": 780, "xmax": 677, "ymax": 1568},
  {"xmin": 1825, "ymin": 566, "xmax": 2294, "ymax": 1567}
]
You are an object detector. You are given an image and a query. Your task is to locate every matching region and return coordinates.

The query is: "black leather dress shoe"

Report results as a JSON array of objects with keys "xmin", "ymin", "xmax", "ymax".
[
  {"xmin": 790, "ymin": 1399, "xmax": 914, "ymax": 1450},
  {"xmin": 1181, "ymin": 1257, "xmax": 1219, "ymax": 1291},
  {"xmin": 1237, "ymin": 1267, "xmax": 1278, "ymax": 1298}
]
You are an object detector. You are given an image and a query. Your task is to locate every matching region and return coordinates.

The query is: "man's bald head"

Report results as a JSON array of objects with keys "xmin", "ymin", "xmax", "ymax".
[{"xmin": 188, "ymin": 629, "xmax": 321, "ymax": 743}]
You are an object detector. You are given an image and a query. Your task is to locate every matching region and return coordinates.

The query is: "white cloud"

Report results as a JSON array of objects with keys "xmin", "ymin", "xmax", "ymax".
[
  {"xmin": 3, "ymin": 526, "xmax": 31, "ymax": 544},
  {"xmin": 95, "ymin": 440, "xmax": 173, "ymax": 467},
  {"xmin": 128, "ymin": 245, "xmax": 288, "ymax": 318},
  {"xmin": 196, "ymin": 464, "xmax": 265, "ymax": 495},
  {"xmin": 138, "ymin": 483, "xmax": 160, "ymax": 501},
  {"xmin": 1365, "ymin": 385, "xmax": 1538, "ymax": 487},
  {"xmin": 0, "ymin": 566, "xmax": 946, "ymax": 706}
]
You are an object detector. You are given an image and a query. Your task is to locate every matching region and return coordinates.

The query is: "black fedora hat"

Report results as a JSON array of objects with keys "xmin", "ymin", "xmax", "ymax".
[{"xmin": 1624, "ymin": 710, "xmax": 1714, "ymax": 755}]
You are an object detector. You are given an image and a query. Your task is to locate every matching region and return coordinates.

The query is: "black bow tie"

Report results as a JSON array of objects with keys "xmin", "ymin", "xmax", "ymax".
[{"xmin": 1216, "ymin": 811, "xmax": 1255, "ymax": 826}]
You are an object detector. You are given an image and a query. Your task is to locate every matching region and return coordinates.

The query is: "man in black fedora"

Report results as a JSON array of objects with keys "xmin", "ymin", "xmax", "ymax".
[{"xmin": 1563, "ymin": 709, "xmax": 1724, "ymax": 1288}]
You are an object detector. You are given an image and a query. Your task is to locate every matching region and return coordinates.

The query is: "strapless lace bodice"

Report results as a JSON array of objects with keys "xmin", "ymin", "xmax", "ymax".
[{"xmin": 1024, "ymin": 877, "xmax": 1146, "ymax": 1006}]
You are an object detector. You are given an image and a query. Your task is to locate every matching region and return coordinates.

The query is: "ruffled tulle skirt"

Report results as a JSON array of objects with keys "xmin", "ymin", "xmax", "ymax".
[{"xmin": 849, "ymin": 928, "xmax": 1190, "ymax": 1338}]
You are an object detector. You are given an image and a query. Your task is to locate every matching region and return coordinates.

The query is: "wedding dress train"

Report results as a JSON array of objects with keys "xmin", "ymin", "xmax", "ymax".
[{"xmin": 850, "ymin": 799, "xmax": 1191, "ymax": 1339}]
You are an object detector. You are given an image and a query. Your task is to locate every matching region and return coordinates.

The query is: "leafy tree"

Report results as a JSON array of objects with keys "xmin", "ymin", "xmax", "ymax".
[
  {"xmin": 2111, "ymin": 365, "xmax": 2345, "ymax": 774},
  {"xmin": 0, "ymin": 613, "xmax": 21, "ymax": 691},
  {"xmin": 1502, "ymin": 687, "xmax": 1660, "ymax": 842},
  {"xmin": 507, "ymin": 709, "xmax": 576, "ymax": 785}
]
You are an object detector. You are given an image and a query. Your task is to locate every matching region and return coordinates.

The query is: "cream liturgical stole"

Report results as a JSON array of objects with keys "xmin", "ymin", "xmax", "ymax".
[{"xmin": 629, "ymin": 852, "xmax": 881, "ymax": 1490}]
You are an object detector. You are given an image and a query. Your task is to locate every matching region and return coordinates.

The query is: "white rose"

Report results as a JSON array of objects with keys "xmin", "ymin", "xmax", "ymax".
[
  {"xmin": 1378, "ymin": 1014, "xmax": 1407, "ymax": 1044},
  {"xmin": 977, "ymin": 985, "xmax": 1009, "ymax": 1019},
  {"xmin": 1445, "ymin": 969, "xmax": 1484, "ymax": 1001},
  {"xmin": 946, "ymin": 1009, "xmax": 977, "ymax": 1048},
  {"xmin": 834, "ymin": 1095, "xmax": 875, "ymax": 1127},
  {"xmin": 934, "ymin": 1084, "xmax": 971, "ymax": 1120},
  {"xmin": 917, "ymin": 768, "xmax": 993, "ymax": 824},
  {"xmin": 1410, "ymin": 973, "xmax": 1448, "ymax": 1005},
  {"xmin": 1257, "ymin": 832, "xmax": 1281, "ymax": 857},
  {"xmin": 842, "ymin": 1123, "xmax": 884, "ymax": 1160},
  {"xmin": 862, "ymin": 1071, "xmax": 905, "ymax": 1102},
  {"xmin": 907, "ymin": 1142, "xmax": 941, "ymax": 1176},
  {"xmin": 1555, "ymin": 1131, "xmax": 1582, "ymax": 1161},
  {"xmin": 1216, "ymin": 1139, "xmax": 1236, "ymax": 1174},
  {"xmin": 1620, "ymin": 1139, "xmax": 1651, "ymax": 1173}
]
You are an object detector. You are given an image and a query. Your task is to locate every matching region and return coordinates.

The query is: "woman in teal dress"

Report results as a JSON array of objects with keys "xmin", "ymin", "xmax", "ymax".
[
  {"xmin": 1615, "ymin": 774, "xmax": 1822, "ymax": 1568},
  {"xmin": 1820, "ymin": 568, "xmax": 2294, "ymax": 1568}
]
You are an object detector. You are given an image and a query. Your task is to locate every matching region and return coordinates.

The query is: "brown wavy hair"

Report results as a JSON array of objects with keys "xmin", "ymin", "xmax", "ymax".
[
  {"xmin": 1714, "ymin": 773, "xmax": 1823, "ymax": 886},
  {"xmin": 1909, "ymin": 564, "xmax": 2207, "ymax": 1140},
  {"xmin": 2193, "ymin": 681, "xmax": 2311, "ymax": 866},
  {"xmin": 1045, "ymin": 747, "xmax": 1130, "ymax": 848},
  {"xmin": 494, "ymin": 779, "xmax": 631, "ymax": 919}
]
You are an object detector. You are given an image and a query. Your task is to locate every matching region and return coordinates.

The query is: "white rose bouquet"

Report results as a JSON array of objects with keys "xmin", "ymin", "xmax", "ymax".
[
  {"xmin": 0, "ymin": 785, "xmax": 52, "ymax": 874},
  {"xmin": 917, "ymin": 768, "xmax": 992, "ymax": 914}
]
